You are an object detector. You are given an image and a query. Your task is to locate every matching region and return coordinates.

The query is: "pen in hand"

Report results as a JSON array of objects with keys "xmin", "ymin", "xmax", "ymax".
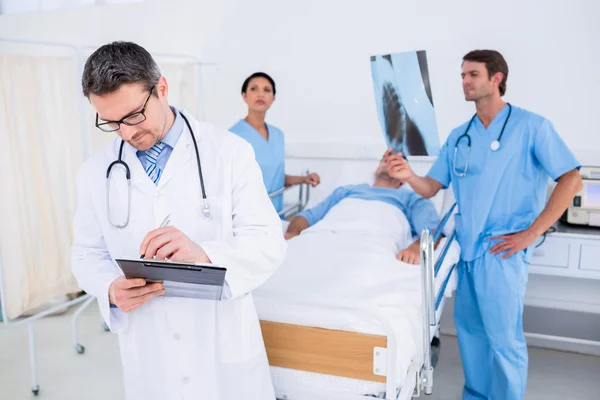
[{"xmin": 140, "ymin": 214, "xmax": 171, "ymax": 259}]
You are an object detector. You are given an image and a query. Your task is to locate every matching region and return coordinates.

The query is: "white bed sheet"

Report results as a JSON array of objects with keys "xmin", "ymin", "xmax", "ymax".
[{"xmin": 255, "ymin": 203, "xmax": 460, "ymax": 398}]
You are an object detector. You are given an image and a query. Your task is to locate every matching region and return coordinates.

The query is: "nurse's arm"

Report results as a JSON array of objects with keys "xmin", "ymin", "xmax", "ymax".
[
  {"xmin": 490, "ymin": 168, "xmax": 583, "ymax": 258},
  {"xmin": 528, "ymin": 119, "xmax": 584, "ymax": 238},
  {"xmin": 407, "ymin": 176, "xmax": 444, "ymax": 199},
  {"xmin": 387, "ymin": 154, "xmax": 444, "ymax": 199},
  {"xmin": 285, "ymin": 172, "xmax": 321, "ymax": 188},
  {"xmin": 528, "ymin": 168, "xmax": 583, "ymax": 237}
]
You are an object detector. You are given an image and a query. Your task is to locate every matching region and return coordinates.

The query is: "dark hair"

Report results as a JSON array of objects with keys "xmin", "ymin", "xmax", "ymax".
[
  {"xmin": 82, "ymin": 41, "xmax": 161, "ymax": 98},
  {"xmin": 241, "ymin": 72, "xmax": 276, "ymax": 95},
  {"xmin": 463, "ymin": 50, "xmax": 509, "ymax": 96}
]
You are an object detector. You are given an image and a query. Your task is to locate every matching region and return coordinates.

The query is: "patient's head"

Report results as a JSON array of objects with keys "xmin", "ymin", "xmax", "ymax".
[{"xmin": 374, "ymin": 150, "xmax": 403, "ymax": 188}]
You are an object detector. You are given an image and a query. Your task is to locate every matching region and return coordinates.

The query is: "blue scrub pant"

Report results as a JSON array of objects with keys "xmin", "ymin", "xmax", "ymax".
[{"xmin": 455, "ymin": 250, "xmax": 528, "ymax": 400}]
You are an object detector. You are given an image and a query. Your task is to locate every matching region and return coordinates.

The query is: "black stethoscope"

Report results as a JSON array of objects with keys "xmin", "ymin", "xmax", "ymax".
[
  {"xmin": 106, "ymin": 111, "xmax": 210, "ymax": 228},
  {"xmin": 453, "ymin": 103, "xmax": 512, "ymax": 177}
]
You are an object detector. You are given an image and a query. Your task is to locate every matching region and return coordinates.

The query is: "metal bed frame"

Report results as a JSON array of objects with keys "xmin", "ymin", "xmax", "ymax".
[{"xmin": 268, "ymin": 171, "xmax": 312, "ymax": 220}]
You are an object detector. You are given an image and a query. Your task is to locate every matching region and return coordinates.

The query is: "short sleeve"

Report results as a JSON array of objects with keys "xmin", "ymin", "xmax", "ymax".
[
  {"xmin": 534, "ymin": 119, "xmax": 581, "ymax": 181},
  {"xmin": 427, "ymin": 139, "xmax": 452, "ymax": 188}
]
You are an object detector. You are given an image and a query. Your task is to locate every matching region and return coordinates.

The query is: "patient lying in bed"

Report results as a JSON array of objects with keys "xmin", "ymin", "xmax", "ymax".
[
  {"xmin": 284, "ymin": 152, "xmax": 441, "ymax": 264},
  {"xmin": 255, "ymin": 154, "xmax": 460, "ymax": 396}
]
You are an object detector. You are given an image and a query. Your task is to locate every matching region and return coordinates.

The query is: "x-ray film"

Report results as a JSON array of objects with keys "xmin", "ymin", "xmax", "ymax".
[{"xmin": 370, "ymin": 50, "xmax": 440, "ymax": 156}]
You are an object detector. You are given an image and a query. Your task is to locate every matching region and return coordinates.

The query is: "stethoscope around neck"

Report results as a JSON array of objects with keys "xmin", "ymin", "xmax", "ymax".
[
  {"xmin": 106, "ymin": 111, "xmax": 210, "ymax": 228},
  {"xmin": 453, "ymin": 103, "xmax": 512, "ymax": 177}
]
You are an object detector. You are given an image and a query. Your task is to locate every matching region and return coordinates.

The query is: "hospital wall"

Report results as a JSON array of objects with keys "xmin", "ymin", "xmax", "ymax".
[
  {"xmin": 1, "ymin": 0, "xmax": 600, "ymax": 351},
  {"xmin": 0, "ymin": 0, "xmax": 599, "ymax": 164}
]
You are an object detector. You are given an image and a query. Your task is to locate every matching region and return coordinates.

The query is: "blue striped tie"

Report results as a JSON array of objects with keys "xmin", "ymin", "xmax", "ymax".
[{"xmin": 145, "ymin": 142, "xmax": 166, "ymax": 184}]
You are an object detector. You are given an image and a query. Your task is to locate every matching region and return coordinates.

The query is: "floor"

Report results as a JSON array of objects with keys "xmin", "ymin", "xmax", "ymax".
[{"xmin": 1, "ymin": 304, "xmax": 599, "ymax": 400}]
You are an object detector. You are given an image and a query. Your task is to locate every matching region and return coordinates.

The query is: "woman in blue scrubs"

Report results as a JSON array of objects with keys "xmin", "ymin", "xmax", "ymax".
[
  {"xmin": 229, "ymin": 72, "xmax": 320, "ymax": 214},
  {"xmin": 387, "ymin": 50, "xmax": 583, "ymax": 400}
]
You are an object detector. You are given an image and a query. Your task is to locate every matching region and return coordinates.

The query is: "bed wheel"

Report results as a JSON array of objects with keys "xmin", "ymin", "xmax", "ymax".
[
  {"xmin": 75, "ymin": 344, "xmax": 85, "ymax": 354},
  {"xmin": 32, "ymin": 385, "xmax": 40, "ymax": 396}
]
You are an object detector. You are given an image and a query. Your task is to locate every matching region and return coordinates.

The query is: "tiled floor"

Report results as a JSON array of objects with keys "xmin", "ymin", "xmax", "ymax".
[{"xmin": 1, "ymin": 304, "xmax": 599, "ymax": 399}]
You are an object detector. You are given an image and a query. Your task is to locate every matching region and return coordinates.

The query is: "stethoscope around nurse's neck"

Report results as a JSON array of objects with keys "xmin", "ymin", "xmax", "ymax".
[{"xmin": 452, "ymin": 103, "xmax": 512, "ymax": 177}]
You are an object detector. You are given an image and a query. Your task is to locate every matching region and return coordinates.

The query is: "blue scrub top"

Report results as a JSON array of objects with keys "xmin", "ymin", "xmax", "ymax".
[
  {"xmin": 428, "ymin": 104, "xmax": 581, "ymax": 261},
  {"xmin": 298, "ymin": 184, "xmax": 440, "ymax": 237},
  {"xmin": 229, "ymin": 119, "xmax": 285, "ymax": 213}
]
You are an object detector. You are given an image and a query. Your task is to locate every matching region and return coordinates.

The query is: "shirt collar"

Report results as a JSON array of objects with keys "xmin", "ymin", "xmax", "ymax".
[
  {"xmin": 136, "ymin": 106, "xmax": 183, "ymax": 156},
  {"xmin": 160, "ymin": 106, "xmax": 184, "ymax": 149}
]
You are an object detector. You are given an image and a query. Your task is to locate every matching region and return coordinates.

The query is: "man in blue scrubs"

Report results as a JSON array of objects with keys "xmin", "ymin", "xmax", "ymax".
[
  {"xmin": 388, "ymin": 50, "xmax": 583, "ymax": 399},
  {"xmin": 285, "ymin": 151, "xmax": 441, "ymax": 264}
]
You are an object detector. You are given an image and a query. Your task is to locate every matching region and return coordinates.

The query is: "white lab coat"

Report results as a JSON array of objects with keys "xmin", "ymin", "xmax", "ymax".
[{"xmin": 71, "ymin": 111, "xmax": 287, "ymax": 400}]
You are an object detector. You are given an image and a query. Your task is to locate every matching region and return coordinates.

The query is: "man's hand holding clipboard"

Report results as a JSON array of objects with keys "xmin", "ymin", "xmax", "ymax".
[{"xmin": 110, "ymin": 214, "xmax": 217, "ymax": 312}]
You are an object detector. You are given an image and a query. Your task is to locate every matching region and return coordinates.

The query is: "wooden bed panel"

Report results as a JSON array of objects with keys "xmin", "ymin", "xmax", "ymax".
[{"xmin": 259, "ymin": 320, "xmax": 388, "ymax": 383}]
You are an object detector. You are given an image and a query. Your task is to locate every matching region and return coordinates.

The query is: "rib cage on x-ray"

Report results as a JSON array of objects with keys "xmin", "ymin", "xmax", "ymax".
[{"xmin": 382, "ymin": 81, "xmax": 428, "ymax": 155}]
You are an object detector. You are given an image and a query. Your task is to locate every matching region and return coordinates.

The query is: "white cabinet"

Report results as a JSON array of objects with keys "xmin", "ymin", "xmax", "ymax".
[
  {"xmin": 529, "ymin": 239, "xmax": 570, "ymax": 269},
  {"xmin": 526, "ymin": 228, "xmax": 600, "ymax": 316},
  {"xmin": 579, "ymin": 245, "xmax": 600, "ymax": 272},
  {"xmin": 528, "ymin": 229, "xmax": 600, "ymax": 280}
]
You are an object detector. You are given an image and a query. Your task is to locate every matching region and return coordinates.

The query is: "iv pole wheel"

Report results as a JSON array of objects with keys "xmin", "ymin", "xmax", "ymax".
[{"xmin": 75, "ymin": 344, "xmax": 85, "ymax": 354}]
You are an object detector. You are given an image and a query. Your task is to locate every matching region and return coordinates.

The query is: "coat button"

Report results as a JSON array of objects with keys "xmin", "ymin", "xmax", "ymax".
[
  {"xmin": 182, "ymin": 377, "xmax": 190, "ymax": 384},
  {"xmin": 173, "ymin": 333, "xmax": 181, "ymax": 341}
]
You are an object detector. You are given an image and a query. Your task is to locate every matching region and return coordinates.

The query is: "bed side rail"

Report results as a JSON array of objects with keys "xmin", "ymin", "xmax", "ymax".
[
  {"xmin": 268, "ymin": 170, "xmax": 312, "ymax": 219},
  {"xmin": 430, "ymin": 201, "xmax": 457, "ymax": 275},
  {"xmin": 419, "ymin": 202, "xmax": 458, "ymax": 396}
]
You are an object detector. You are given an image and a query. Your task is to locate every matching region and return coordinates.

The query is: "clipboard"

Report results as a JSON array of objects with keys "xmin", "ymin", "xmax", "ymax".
[{"xmin": 115, "ymin": 258, "xmax": 227, "ymax": 301}]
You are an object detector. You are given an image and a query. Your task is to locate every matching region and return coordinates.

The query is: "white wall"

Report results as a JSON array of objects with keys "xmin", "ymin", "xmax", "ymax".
[
  {"xmin": 204, "ymin": 0, "xmax": 600, "ymax": 165},
  {"xmin": 0, "ymin": 0, "xmax": 217, "ymax": 56},
  {"xmin": 1, "ymin": 0, "xmax": 598, "ymax": 164}
]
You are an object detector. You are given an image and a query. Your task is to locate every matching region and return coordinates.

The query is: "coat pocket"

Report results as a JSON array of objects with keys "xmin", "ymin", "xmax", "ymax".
[
  {"xmin": 117, "ymin": 323, "xmax": 141, "ymax": 375},
  {"xmin": 216, "ymin": 296, "xmax": 263, "ymax": 364}
]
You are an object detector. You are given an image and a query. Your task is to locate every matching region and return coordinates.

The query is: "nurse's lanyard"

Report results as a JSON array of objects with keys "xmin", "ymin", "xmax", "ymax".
[{"xmin": 453, "ymin": 103, "xmax": 512, "ymax": 177}]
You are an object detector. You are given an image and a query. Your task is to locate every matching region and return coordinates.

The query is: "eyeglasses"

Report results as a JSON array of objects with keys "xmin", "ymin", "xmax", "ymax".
[{"xmin": 95, "ymin": 86, "xmax": 155, "ymax": 132}]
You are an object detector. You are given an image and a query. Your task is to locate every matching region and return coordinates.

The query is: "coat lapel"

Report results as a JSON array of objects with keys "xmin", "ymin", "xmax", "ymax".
[
  {"xmin": 157, "ymin": 113, "xmax": 198, "ymax": 189},
  {"xmin": 114, "ymin": 142, "xmax": 158, "ymax": 252},
  {"xmin": 121, "ymin": 143, "xmax": 156, "ymax": 196}
]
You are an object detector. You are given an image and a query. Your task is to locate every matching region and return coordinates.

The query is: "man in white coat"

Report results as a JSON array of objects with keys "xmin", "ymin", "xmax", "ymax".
[{"xmin": 71, "ymin": 41, "xmax": 287, "ymax": 399}]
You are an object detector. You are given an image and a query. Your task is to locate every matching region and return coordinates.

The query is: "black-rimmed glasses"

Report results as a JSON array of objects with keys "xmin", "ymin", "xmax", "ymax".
[{"xmin": 95, "ymin": 86, "xmax": 155, "ymax": 132}]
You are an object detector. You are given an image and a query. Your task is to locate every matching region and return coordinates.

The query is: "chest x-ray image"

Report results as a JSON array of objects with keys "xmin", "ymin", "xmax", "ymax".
[{"xmin": 370, "ymin": 50, "xmax": 441, "ymax": 156}]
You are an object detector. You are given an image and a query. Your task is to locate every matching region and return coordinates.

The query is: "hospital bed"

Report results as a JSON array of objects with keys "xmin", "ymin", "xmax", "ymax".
[{"xmin": 253, "ymin": 195, "xmax": 459, "ymax": 400}]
